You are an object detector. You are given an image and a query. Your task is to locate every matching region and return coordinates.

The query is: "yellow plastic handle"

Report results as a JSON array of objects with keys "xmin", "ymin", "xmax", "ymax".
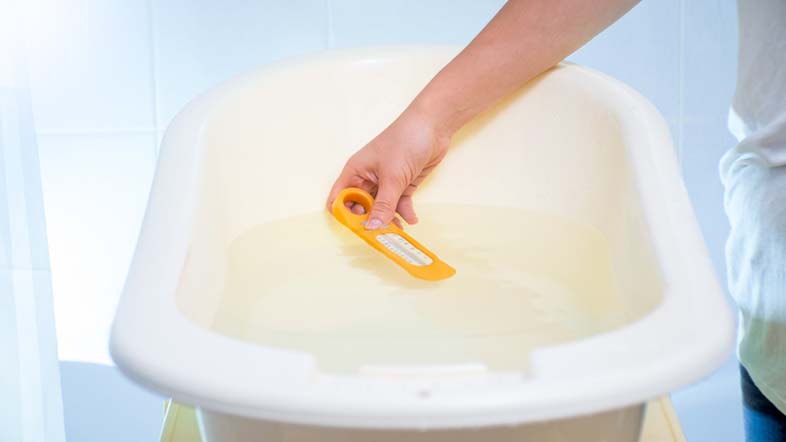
[{"xmin": 331, "ymin": 188, "xmax": 456, "ymax": 281}]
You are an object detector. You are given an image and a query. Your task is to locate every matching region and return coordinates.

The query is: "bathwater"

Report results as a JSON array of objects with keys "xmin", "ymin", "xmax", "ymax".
[{"xmin": 211, "ymin": 204, "xmax": 628, "ymax": 373}]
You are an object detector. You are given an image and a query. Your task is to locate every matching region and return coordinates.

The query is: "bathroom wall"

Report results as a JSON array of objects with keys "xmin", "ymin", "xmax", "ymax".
[{"xmin": 25, "ymin": 0, "xmax": 741, "ymax": 440}]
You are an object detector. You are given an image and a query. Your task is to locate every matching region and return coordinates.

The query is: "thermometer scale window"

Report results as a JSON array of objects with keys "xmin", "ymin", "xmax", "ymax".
[{"xmin": 376, "ymin": 233, "xmax": 433, "ymax": 266}]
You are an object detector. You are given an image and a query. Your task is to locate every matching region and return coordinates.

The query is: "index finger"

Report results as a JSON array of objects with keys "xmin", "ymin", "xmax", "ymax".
[{"xmin": 326, "ymin": 165, "xmax": 355, "ymax": 211}]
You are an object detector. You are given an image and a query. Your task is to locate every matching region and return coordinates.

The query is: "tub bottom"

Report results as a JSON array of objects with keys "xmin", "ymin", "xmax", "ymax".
[{"xmin": 197, "ymin": 404, "xmax": 645, "ymax": 442}]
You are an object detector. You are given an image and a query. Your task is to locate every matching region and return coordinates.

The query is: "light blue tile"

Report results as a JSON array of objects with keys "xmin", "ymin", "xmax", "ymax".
[
  {"xmin": 329, "ymin": 0, "xmax": 505, "ymax": 47},
  {"xmin": 24, "ymin": 0, "xmax": 155, "ymax": 132},
  {"xmin": 677, "ymin": 118, "xmax": 742, "ymax": 440},
  {"xmin": 153, "ymin": 0, "xmax": 328, "ymax": 134},
  {"xmin": 37, "ymin": 133, "xmax": 156, "ymax": 363},
  {"xmin": 673, "ymin": 354, "xmax": 744, "ymax": 442},
  {"xmin": 61, "ymin": 362, "xmax": 164, "ymax": 442},
  {"xmin": 682, "ymin": 0, "xmax": 738, "ymax": 122},
  {"xmin": 679, "ymin": 0, "xmax": 737, "ymax": 303},
  {"xmin": 569, "ymin": 0, "xmax": 681, "ymax": 128},
  {"xmin": 680, "ymin": 118, "xmax": 736, "ymax": 291}
]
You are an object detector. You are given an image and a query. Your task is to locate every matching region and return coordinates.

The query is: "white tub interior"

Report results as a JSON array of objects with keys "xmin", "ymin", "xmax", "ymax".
[{"xmin": 173, "ymin": 50, "xmax": 663, "ymax": 375}]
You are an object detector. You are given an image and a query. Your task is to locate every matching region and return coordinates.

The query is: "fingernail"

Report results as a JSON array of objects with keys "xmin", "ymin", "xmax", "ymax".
[{"xmin": 366, "ymin": 218, "xmax": 382, "ymax": 230}]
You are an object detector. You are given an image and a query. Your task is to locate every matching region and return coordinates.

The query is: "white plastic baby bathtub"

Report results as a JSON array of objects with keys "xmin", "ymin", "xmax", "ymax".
[{"xmin": 111, "ymin": 46, "xmax": 734, "ymax": 442}]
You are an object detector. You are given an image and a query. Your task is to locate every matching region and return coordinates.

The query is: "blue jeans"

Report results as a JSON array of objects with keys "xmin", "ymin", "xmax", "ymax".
[{"xmin": 741, "ymin": 364, "xmax": 786, "ymax": 441}]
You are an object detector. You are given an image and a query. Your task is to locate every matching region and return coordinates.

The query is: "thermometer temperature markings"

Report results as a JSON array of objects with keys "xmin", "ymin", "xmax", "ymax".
[{"xmin": 376, "ymin": 233, "xmax": 433, "ymax": 266}]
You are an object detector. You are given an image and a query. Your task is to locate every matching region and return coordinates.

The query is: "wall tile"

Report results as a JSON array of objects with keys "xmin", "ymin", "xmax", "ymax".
[
  {"xmin": 678, "ymin": 0, "xmax": 738, "ymax": 285},
  {"xmin": 673, "ymin": 355, "xmax": 744, "ymax": 442},
  {"xmin": 680, "ymin": 118, "xmax": 736, "ymax": 289},
  {"xmin": 61, "ymin": 362, "xmax": 163, "ymax": 442},
  {"xmin": 682, "ymin": 0, "xmax": 737, "ymax": 122},
  {"xmin": 329, "ymin": 0, "xmax": 505, "ymax": 47},
  {"xmin": 24, "ymin": 0, "xmax": 155, "ymax": 132},
  {"xmin": 37, "ymin": 133, "xmax": 155, "ymax": 363},
  {"xmin": 569, "ymin": 0, "xmax": 681, "ymax": 129},
  {"xmin": 152, "ymin": 0, "xmax": 328, "ymax": 135}
]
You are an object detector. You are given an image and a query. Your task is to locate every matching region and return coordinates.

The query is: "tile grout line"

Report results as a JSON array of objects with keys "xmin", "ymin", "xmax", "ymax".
[
  {"xmin": 677, "ymin": 0, "xmax": 686, "ymax": 165},
  {"xmin": 146, "ymin": 0, "xmax": 160, "ymax": 161},
  {"xmin": 35, "ymin": 128, "xmax": 157, "ymax": 136},
  {"xmin": 325, "ymin": 0, "xmax": 335, "ymax": 48}
]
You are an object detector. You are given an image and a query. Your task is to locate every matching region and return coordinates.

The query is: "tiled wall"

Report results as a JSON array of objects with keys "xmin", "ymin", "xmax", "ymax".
[{"xmin": 28, "ymin": 0, "xmax": 741, "ymax": 438}]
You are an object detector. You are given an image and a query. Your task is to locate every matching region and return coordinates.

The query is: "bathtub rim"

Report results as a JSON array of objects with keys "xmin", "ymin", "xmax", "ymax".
[{"xmin": 109, "ymin": 45, "xmax": 734, "ymax": 430}]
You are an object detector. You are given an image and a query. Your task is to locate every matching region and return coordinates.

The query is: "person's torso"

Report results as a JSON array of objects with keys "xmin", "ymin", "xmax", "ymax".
[
  {"xmin": 723, "ymin": 0, "xmax": 786, "ymax": 417},
  {"xmin": 730, "ymin": 0, "xmax": 786, "ymax": 166}
]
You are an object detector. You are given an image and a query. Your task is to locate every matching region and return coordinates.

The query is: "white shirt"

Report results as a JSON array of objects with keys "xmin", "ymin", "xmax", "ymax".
[
  {"xmin": 729, "ymin": 0, "xmax": 786, "ymax": 167},
  {"xmin": 722, "ymin": 0, "xmax": 786, "ymax": 415}
]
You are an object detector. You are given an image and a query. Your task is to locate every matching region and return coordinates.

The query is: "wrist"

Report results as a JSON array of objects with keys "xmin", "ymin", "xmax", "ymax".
[
  {"xmin": 392, "ymin": 99, "xmax": 452, "ymax": 158},
  {"xmin": 406, "ymin": 89, "xmax": 465, "ymax": 141}
]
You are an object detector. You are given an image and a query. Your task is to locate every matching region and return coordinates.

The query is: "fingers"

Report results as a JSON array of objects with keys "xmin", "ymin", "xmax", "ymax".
[
  {"xmin": 396, "ymin": 194, "xmax": 418, "ymax": 225},
  {"xmin": 327, "ymin": 156, "xmax": 420, "ymax": 229},
  {"xmin": 337, "ymin": 185, "xmax": 411, "ymax": 228},
  {"xmin": 344, "ymin": 196, "xmax": 404, "ymax": 228},
  {"xmin": 366, "ymin": 177, "xmax": 406, "ymax": 230},
  {"xmin": 391, "ymin": 217, "xmax": 403, "ymax": 229},
  {"xmin": 326, "ymin": 165, "xmax": 355, "ymax": 210},
  {"xmin": 328, "ymin": 171, "xmax": 418, "ymax": 229},
  {"xmin": 326, "ymin": 164, "xmax": 376, "ymax": 211}
]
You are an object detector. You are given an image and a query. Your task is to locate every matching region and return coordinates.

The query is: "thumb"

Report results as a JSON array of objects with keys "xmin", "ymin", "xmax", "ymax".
[{"xmin": 366, "ymin": 177, "xmax": 406, "ymax": 230}]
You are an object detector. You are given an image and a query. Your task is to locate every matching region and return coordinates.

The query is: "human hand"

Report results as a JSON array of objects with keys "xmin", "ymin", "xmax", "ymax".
[{"xmin": 327, "ymin": 108, "xmax": 450, "ymax": 230}]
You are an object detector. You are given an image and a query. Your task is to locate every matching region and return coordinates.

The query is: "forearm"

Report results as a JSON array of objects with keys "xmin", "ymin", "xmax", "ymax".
[{"xmin": 409, "ymin": 0, "xmax": 640, "ymax": 136}]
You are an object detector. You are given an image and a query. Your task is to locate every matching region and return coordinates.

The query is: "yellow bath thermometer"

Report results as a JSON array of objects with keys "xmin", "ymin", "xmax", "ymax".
[{"xmin": 332, "ymin": 188, "xmax": 456, "ymax": 281}]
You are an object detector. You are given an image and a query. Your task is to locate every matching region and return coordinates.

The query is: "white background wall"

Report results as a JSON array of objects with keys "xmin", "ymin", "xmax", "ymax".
[{"xmin": 24, "ymin": 0, "xmax": 741, "ymax": 440}]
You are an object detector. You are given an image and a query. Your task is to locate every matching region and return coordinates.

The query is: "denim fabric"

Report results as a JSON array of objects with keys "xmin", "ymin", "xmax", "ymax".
[{"xmin": 741, "ymin": 364, "xmax": 786, "ymax": 441}]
